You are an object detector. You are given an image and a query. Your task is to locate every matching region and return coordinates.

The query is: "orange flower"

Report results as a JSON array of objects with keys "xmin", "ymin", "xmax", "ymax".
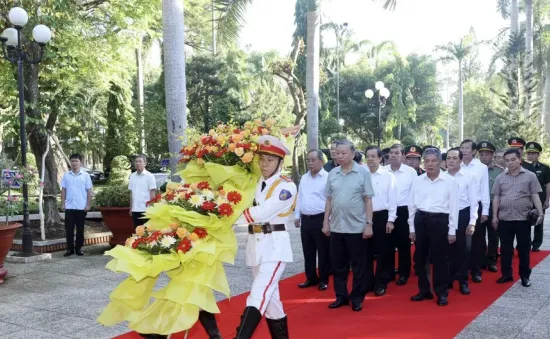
[
  {"xmin": 125, "ymin": 238, "xmax": 134, "ymax": 247},
  {"xmin": 217, "ymin": 136, "xmax": 226, "ymax": 146},
  {"xmin": 169, "ymin": 222, "xmax": 179, "ymax": 230},
  {"xmin": 232, "ymin": 134, "xmax": 243, "ymax": 143},
  {"xmin": 242, "ymin": 152, "xmax": 254, "ymax": 163},
  {"xmin": 190, "ymin": 183, "xmax": 198, "ymax": 190},
  {"xmin": 228, "ymin": 143, "xmax": 236, "ymax": 152},
  {"xmin": 176, "ymin": 227, "xmax": 188, "ymax": 239},
  {"xmin": 235, "ymin": 147, "xmax": 244, "ymax": 157},
  {"xmin": 254, "ymin": 119, "xmax": 262, "ymax": 126},
  {"xmin": 265, "ymin": 118, "xmax": 275, "ymax": 128},
  {"xmin": 261, "ymin": 128, "xmax": 269, "ymax": 135},
  {"xmin": 135, "ymin": 226, "xmax": 145, "ymax": 237},
  {"xmin": 189, "ymin": 233, "xmax": 199, "ymax": 241}
]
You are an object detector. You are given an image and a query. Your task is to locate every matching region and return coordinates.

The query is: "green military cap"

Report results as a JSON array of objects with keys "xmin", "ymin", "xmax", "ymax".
[
  {"xmin": 405, "ymin": 145, "xmax": 423, "ymax": 158},
  {"xmin": 478, "ymin": 141, "xmax": 496, "ymax": 152},
  {"xmin": 507, "ymin": 137, "xmax": 526, "ymax": 149},
  {"xmin": 525, "ymin": 141, "xmax": 542, "ymax": 153}
]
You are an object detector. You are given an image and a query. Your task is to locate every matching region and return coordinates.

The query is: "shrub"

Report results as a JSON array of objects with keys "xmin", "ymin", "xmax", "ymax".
[
  {"xmin": 94, "ymin": 184, "xmax": 130, "ymax": 207},
  {"xmin": 109, "ymin": 155, "xmax": 131, "ymax": 186}
]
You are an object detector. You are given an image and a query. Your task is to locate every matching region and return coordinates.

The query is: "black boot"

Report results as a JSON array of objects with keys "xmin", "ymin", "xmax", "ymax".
[
  {"xmin": 199, "ymin": 310, "xmax": 222, "ymax": 339},
  {"xmin": 138, "ymin": 334, "xmax": 167, "ymax": 339},
  {"xmin": 266, "ymin": 316, "xmax": 289, "ymax": 339},
  {"xmin": 234, "ymin": 306, "xmax": 262, "ymax": 339}
]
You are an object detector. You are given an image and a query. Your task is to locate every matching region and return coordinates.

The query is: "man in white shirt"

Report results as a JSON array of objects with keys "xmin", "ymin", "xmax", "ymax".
[
  {"xmin": 409, "ymin": 147, "xmax": 459, "ymax": 306},
  {"xmin": 128, "ymin": 155, "xmax": 157, "ymax": 227},
  {"xmin": 459, "ymin": 139, "xmax": 489, "ymax": 283},
  {"xmin": 446, "ymin": 148, "xmax": 477, "ymax": 295},
  {"xmin": 295, "ymin": 149, "xmax": 330, "ymax": 291},
  {"xmin": 364, "ymin": 146, "xmax": 397, "ymax": 297},
  {"xmin": 385, "ymin": 144, "xmax": 418, "ymax": 286}
]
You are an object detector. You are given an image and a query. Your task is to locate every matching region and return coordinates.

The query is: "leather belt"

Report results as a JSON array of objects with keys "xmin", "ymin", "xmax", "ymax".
[
  {"xmin": 417, "ymin": 210, "xmax": 448, "ymax": 218},
  {"xmin": 248, "ymin": 223, "xmax": 286, "ymax": 234},
  {"xmin": 301, "ymin": 213, "xmax": 324, "ymax": 219}
]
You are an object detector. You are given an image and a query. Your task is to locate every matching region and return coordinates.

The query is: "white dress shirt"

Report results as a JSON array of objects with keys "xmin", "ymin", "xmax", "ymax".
[
  {"xmin": 448, "ymin": 169, "xmax": 478, "ymax": 225},
  {"xmin": 128, "ymin": 169, "xmax": 157, "ymax": 212},
  {"xmin": 370, "ymin": 166, "xmax": 398, "ymax": 222},
  {"xmin": 460, "ymin": 158, "xmax": 489, "ymax": 215},
  {"xmin": 408, "ymin": 171, "xmax": 459, "ymax": 235},
  {"xmin": 294, "ymin": 169, "xmax": 328, "ymax": 219},
  {"xmin": 384, "ymin": 163, "xmax": 417, "ymax": 207}
]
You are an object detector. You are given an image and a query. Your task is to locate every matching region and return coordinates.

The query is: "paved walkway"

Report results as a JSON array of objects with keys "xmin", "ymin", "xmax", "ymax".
[{"xmin": 1, "ymin": 217, "xmax": 549, "ymax": 339}]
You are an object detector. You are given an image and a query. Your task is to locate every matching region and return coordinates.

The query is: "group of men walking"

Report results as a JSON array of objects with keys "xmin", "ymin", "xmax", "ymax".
[{"xmin": 294, "ymin": 137, "xmax": 549, "ymax": 310}]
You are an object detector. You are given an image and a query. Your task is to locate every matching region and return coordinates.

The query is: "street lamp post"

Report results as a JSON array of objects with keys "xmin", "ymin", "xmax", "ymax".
[
  {"xmin": 0, "ymin": 7, "xmax": 51, "ymax": 255},
  {"xmin": 365, "ymin": 81, "xmax": 390, "ymax": 148}
]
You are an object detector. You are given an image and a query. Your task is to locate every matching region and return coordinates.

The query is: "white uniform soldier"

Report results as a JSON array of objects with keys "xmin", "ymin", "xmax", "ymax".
[{"xmin": 234, "ymin": 135, "xmax": 296, "ymax": 339}]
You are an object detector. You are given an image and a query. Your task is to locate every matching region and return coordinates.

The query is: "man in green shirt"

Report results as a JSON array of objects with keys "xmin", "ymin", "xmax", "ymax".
[
  {"xmin": 526, "ymin": 141, "xmax": 550, "ymax": 251},
  {"xmin": 478, "ymin": 141, "xmax": 502, "ymax": 272}
]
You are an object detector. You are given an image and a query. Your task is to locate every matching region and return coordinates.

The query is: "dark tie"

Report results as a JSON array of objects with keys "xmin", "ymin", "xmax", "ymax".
[{"xmin": 261, "ymin": 181, "xmax": 266, "ymax": 192}]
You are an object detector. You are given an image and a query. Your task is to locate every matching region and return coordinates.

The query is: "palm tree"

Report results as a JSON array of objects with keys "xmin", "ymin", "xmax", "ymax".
[
  {"xmin": 162, "ymin": 0, "xmax": 187, "ymax": 179},
  {"xmin": 435, "ymin": 38, "xmax": 473, "ymax": 141},
  {"xmin": 374, "ymin": 0, "xmax": 397, "ymax": 10},
  {"xmin": 306, "ymin": 0, "xmax": 321, "ymax": 149},
  {"xmin": 525, "ymin": 0, "xmax": 534, "ymax": 117}
]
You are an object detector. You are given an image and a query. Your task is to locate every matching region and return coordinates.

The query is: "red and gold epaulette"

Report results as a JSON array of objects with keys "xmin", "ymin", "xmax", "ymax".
[{"xmin": 280, "ymin": 175, "xmax": 292, "ymax": 182}]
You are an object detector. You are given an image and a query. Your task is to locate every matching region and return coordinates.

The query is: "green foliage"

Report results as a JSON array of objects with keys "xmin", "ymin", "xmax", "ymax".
[
  {"xmin": 104, "ymin": 81, "xmax": 137, "ymax": 169},
  {"xmin": 94, "ymin": 184, "xmax": 130, "ymax": 207},
  {"xmin": 108, "ymin": 156, "xmax": 132, "ymax": 186}
]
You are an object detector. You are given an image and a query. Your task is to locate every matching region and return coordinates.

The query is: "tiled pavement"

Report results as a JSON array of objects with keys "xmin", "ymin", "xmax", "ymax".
[{"xmin": 1, "ymin": 216, "xmax": 549, "ymax": 339}]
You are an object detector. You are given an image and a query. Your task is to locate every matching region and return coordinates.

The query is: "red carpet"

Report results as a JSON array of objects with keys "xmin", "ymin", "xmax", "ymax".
[{"xmin": 115, "ymin": 250, "xmax": 549, "ymax": 339}]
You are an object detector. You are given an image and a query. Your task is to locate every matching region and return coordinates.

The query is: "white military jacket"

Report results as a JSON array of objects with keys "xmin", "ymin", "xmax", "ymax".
[{"xmin": 236, "ymin": 172, "xmax": 297, "ymax": 266}]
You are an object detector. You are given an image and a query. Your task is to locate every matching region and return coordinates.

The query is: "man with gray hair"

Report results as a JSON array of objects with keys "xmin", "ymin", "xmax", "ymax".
[
  {"xmin": 128, "ymin": 155, "xmax": 157, "ymax": 227},
  {"xmin": 295, "ymin": 149, "xmax": 330, "ymax": 291},
  {"xmin": 323, "ymin": 140, "xmax": 375, "ymax": 312},
  {"xmin": 409, "ymin": 147, "xmax": 459, "ymax": 306}
]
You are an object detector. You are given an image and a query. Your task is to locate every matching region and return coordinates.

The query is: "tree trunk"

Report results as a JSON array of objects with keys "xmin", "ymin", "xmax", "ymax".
[
  {"xmin": 510, "ymin": 0, "xmax": 520, "ymax": 116},
  {"xmin": 458, "ymin": 59, "xmax": 464, "ymax": 141},
  {"xmin": 24, "ymin": 62, "xmax": 62, "ymax": 228},
  {"xmin": 136, "ymin": 45, "xmax": 146, "ymax": 153},
  {"xmin": 510, "ymin": 0, "xmax": 519, "ymax": 34},
  {"xmin": 397, "ymin": 121, "xmax": 402, "ymax": 140},
  {"xmin": 543, "ymin": 49, "xmax": 550, "ymax": 140},
  {"xmin": 162, "ymin": 0, "xmax": 187, "ymax": 179},
  {"xmin": 306, "ymin": 0, "xmax": 320, "ymax": 150},
  {"xmin": 524, "ymin": 0, "xmax": 534, "ymax": 118}
]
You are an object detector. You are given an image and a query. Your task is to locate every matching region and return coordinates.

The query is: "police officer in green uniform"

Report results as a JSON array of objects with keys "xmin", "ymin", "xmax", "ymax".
[
  {"xmin": 405, "ymin": 145, "xmax": 425, "ymax": 176},
  {"xmin": 478, "ymin": 141, "xmax": 503, "ymax": 272},
  {"xmin": 526, "ymin": 141, "xmax": 550, "ymax": 251},
  {"xmin": 508, "ymin": 137, "xmax": 536, "ymax": 173}
]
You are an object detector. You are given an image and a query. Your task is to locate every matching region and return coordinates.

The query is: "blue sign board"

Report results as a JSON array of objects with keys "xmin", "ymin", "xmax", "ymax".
[
  {"xmin": 1, "ymin": 170, "xmax": 21, "ymax": 189},
  {"xmin": 160, "ymin": 158, "xmax": 170, "ymax": 167}
]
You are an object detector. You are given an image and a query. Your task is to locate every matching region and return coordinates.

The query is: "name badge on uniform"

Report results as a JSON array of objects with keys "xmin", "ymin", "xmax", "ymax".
[{"xmin": 279, "ymin": 189, "xmax": 292, "ymax": 201}]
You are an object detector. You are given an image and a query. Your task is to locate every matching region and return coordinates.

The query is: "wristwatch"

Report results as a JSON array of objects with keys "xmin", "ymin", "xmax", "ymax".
[{"xmin": 366, "ymin": 221, "xmax": 373, "ymax": 225}]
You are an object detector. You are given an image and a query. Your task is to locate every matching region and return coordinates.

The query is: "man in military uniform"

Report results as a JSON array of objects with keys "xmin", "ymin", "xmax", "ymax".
[
  {"xmin": 478, "ymin": 141, "xmax": 502, "ymax": 272},
  {"xmin": 526, "ymin": 141, "xmax": 550, "ymax": 252},
  {"xmin": 233, "ymin": 135, "xmax": 296, "ymax": 339},
  {"xmin": 508, "ymin": 137, "xmax": 536, "ymax": 173},
  {"xmin": 405, "ymin": 145, "xmax": 425, "ymax": 176}
]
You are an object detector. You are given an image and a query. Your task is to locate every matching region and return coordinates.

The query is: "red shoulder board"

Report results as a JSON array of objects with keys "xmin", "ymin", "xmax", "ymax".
[{"xmin": 280, "ymin": 175, "xmax": 292, "ymax": 182}]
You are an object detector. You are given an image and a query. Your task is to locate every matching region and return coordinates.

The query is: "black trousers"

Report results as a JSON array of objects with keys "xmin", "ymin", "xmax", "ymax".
[
  {"xmin": 65, "ymin": 209, "xmax": 86, "ymax": 251},
  {"xmin": 390, "ymin": 206, "xmax": 411, "ymax": 279},
  {"xmin": 366, "ymin": 210, "xmax": 391, "ymax": 288},
  {"xmin": 482, "ymin": 203, "xmax": 500, "ymax": 266},
  {"xmin": 532, "ymin": 208, "xmax": 545, "ymax": 249},
  {"xmin": 331, "ymin": 232, "xmax": 369, "ymax": 303},
  {"xmin": 499, "ymin": 220, "xmax": 532, "ymax": 279},
  {"xmin": 132, "ymin": 212, "xmax": 147, "ymax": 228},
  {"xmin": 413, "ymin": 211, "xmax": 450, "ymax": 298},
  {"xmin": 450, "ymin": 207, "xmax": 472, "ymax": 285},
  {"xmin": 300, "ymin": 213, "xmax": 330, "ymax": 284},
  {"xmin": 470, "ymin": 202, "xmax": 485, "ymax": 276}
]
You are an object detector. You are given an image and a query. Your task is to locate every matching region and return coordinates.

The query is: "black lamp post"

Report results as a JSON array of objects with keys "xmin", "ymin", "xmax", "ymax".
[
  {"xmin": 0, "ymin": 7, "xmax": 51, "ymax": 255},
  {"xmin": 365, "ymin": 81, "xmax": 390, "ymax": 148}
]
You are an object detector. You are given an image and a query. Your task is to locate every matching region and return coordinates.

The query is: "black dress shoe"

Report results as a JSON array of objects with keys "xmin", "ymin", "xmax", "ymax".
[
  {"xmin": 63, "ymin": 250, "xmax": 74, "ymax": 257},
  {"xmin": 437, "ymin": 296, "xmax": 448, "ymax": 306},
  {"xmin": 138, "ymin": 334, "xmax": 168, "ymax": 339},
  {"xmin": 351, "ymin": 301, "xmax": 363, "ymax": 312},
  {"xmin": 328, "ymin": 298, "xmax": 349, "ymax": 309},
  {"xmin": 521, "ymin": 277, "xmax": 531, "ymax": 287},
  {"xmin": 488, "ymin": 264, "xmax": 498, "ymax": 272},
  {"xmin": 75, "ymin": 250, "xmax": 84, "ymax": 256},
  {"xmin": 364, "ymin": 286, "xmax": 375, "ymax": 294},
  {"xmin": 374, "ymin": 287, "xmax": 386, "ymax": 296},
  {"xmin": 496, "ymin": 276, "xmax": 513, "ymax": 284},
  {"xmin": 410, "ymin": 292, "xmax": 434, "ymax": 302},
  {"xmin": 459, "ymin": 284, "xmax": 470, "ymax": 295},
  {"xmin": 298, "ymin": 280, "xmax": 319, "ymax": 288},
  {"xmin": 396, "ymin": 276, "xmax": 408, "ymax": 286},
  {"xmin": 532, "ymin": 247, "xmax": 540, "ymax": 252},
  {"xmin": 318, "ymin": 283, "xmax": 328, "ymax": 291},
  {"xmin": 471, "ymin": 274, "xmax": 482, "ymax": 283}
]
